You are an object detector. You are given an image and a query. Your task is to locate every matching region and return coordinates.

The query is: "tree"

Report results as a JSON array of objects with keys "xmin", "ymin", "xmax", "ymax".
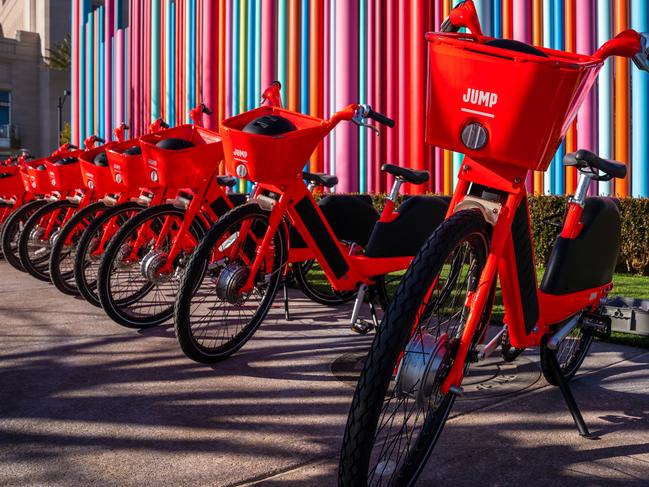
[{"xmin": 44, "ymin": 35, "xmax": 71, "ymax": 71}]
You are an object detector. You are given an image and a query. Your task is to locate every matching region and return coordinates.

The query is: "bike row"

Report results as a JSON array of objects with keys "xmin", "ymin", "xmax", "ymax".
[{"xmin": 2, "ymin": 1, "xmax": 648, "ymax": 485}]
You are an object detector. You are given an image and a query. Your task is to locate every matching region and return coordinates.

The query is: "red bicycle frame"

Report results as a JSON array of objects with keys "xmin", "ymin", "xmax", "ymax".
[{"xmin": 428, "ymin": 2, "xmax": 645, "ymax": 394}]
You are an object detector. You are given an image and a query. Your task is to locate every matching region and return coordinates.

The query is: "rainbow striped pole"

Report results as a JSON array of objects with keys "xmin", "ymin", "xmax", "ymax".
[
  {"xmin": 151, "ymin": 0, "xmax": 161, "ymax": 120},
  {"xmin": 513, "ymin": 0, "xmax": 534, "ymax": 193},
  {"xmin": 86, "ymin": 10, "xmax": 94, "ymax": 137},
  {"xmin": 359, "ymin": 0, "xmax": 367, "ymax": 192},
  {"xmin": 261, "ymin": 0, "xmax": 277, "ymax": 90},
  {"xmin": 576, "ymin": 0, "xmax": 597, "ymax": 195},
  {"xmin": 334, "ymin": 0, "xmax": 358, "ymax": 191},
  {"xmin": 203, "ymin": 0, "xmax": 217, "ymax": 128},
  {"xmin": 631, "ymin": 0, "xmax": 649, "ymax": 197},
  {"xmin": 104, "ymin": 0, "xmax": 114, "ymax": 136},
  {"xmin": 328, "ymin": 0, "xmax": 336, "ymax": 176},
  {"xmin": 542, "ymin": 0, "xmax": 553, "ymax": 193},
  {"xmin": 552, "ymin": 0, "xmax": 564, "ymax": 195},
  {"xmin": 597, "ymin": 0, "xmax": 612, "ymax": 195},
  {"xmin": 187, "ymin": 0, "xmax": 196, "ymax": 121}
]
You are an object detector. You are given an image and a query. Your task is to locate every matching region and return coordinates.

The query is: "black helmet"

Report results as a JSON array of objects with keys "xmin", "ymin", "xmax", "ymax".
[
  {"xmin": 93, "ymin": 151, "xmax": 109, "ymax": 167},
  {"xmin": 484, "ymin": 39, "xmax": 548, "ymax": 57},
  {"xmin": 155, "ymin": 138, "xmax": 195, "ymax": 150},
  {"xmin": 124, "ymin": 145, "xmax": 142, "ymax": 156},
  {"xmin": 242, "ymin": 115, "xmax": 297, "ymax": 136},
  {"xmin": 36, "ymin": 164, "xmax": 47, "ymax": 170},
  {"xmin": 56, "ymin": 156, "xmax": 78, "ymax": 165}
]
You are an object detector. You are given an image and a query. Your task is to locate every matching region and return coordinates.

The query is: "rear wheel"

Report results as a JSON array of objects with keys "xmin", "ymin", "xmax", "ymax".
[
  {"xmin": 98, "ymin": 204, "xmax": 205, "ymax": 328},
  {"xmin": 339, "ymin": 210, "xmax": 491, "ymax": 487},
  {"xmin": 49, "ymin": 201, "xmax": 107, "ymax": 295},
  {"xmin": 540, "ymin": 319, "xmax": 593, "ymax": 385},
  {"xmin": 292, "ymin": 260, "xmax": 356, "ymax": 305},
  {"xmin": 75, "ymin": 202, "xmax": 144, "ymax": 307},
  {"xmin": 174, "ymin": 202, "xmax": 287, "ymax": 364},
  {"xmin": 0, "ymin": 199, "xmax": 48, "ymax": 271},
  {"xmin": 19, "ymin": 200, "xmax": 78, "ymax": 282}
]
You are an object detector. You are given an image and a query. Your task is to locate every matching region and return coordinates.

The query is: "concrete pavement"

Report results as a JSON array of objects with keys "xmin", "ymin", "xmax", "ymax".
[{"xmin": 0, "ymin": 261, "xmax": 648, "ymax": 486}]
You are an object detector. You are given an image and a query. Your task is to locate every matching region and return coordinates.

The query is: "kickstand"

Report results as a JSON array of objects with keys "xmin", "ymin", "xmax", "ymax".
[
  {"xmin": 283, "ymin": 281, "xmax": 290, "ymax": 321},
  {"xmin": 368, "ymin": 287, "xmax": 379, "ymax": 329},
  {"xmin": 544, "ymin": 340, "xmax": 592, "ymax": 438}
]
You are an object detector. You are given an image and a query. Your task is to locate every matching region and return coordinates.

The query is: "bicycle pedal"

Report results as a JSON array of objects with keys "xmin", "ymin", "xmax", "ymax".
[
  {"xmin": 580, "ymin": 312, "xmax": 611, "ymax": 339},
  {"xmin": 351, "ymin": 319, "xmax": 375, "ymax": 335}
]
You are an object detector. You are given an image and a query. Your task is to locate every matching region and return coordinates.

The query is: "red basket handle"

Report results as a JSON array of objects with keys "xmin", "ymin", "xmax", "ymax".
[
  {"xmin": 593, "ymin": 29, "xmax": 642, "ymax": 62},
  {"xmin": 260, "ymin": 81, "xmax": 284, "ymax": 108},
  {"xmin": 113, "ymin": 123, "xmax": 129, "ymax": 143},
  {"xmin": 441, "ymin": 0, "xmax": 483, "ymax": 36}
]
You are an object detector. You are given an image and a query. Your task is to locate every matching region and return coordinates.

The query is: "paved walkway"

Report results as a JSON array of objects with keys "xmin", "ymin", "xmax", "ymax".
[{"xmin": 0, "ymin": 262, "xmax": 648, "ymax": 486}]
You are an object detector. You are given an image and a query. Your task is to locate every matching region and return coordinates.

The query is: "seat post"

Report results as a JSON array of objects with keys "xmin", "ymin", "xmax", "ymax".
[
  {"xmin": 387, "ymin": 178, "xmax": 403, "ymax": 203},
  {"xmin": 571, "ymin": 172, "xmax": 592, "ymax": 206}
]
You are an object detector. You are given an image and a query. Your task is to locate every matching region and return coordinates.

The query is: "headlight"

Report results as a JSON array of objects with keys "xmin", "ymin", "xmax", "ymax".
[{"xmin": 461, "ymin": 122, "xmax": 488, "ymax": 150}]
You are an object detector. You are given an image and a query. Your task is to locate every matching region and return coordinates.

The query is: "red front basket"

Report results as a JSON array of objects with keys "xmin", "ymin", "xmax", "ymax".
[
  {"xmin": 79, "ymin": 144, "xmax": 122, "ymax": 195},
  {"xmin": 139, "ymin": 125, "xmax": 223, "ymax": 189},
  {"xmin": 220, "ymin": 106, "xmax": 329, "ymax": 186},
  {"xmin": 106, "ymin": 139, "xmax": 154, "ymax": 193},
  {"xmin": 0, "ymin": 165, "xmax": 23, "ymax": 196},
  {"xmin": 46, "ymin": 150, "xmax": 85, "ymax": 192},
  {"xmin": 21, "ymin": 159, "xmax": 54, "ymax": 194},
  {"xmin": 425, "ymin": 33, "xmax": 602, "ymax": 171}
]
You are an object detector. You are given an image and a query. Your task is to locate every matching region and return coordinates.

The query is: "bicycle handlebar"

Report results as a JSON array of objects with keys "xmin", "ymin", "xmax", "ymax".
[{"xmin": 362, "ymin": 105, "xmax": 396, "ymax": 128}]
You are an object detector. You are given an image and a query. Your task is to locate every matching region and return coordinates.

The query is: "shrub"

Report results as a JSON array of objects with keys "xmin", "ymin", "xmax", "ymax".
[{"xmin": 330, "ymin": 192, "xmax": 649, "ymax": 275}]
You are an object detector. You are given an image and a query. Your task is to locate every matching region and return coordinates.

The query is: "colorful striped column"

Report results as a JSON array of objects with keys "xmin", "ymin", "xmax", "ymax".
[
  {"xmin": 631, "ymin": 0, "xmax": 649, "ymax": 197},
  {"xmin": 334, "ymin": 0, "xmax": 358, "ymax": 191}
]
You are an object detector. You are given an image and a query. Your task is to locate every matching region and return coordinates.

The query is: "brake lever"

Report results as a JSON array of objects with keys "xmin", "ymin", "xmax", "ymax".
[
  {"xmin": 632, "ymin": 32, "xmax": 649, "ymax": 73},
  {"xmin": 352, "ymin": 110, "xmax": 380, "ymax": 136}
]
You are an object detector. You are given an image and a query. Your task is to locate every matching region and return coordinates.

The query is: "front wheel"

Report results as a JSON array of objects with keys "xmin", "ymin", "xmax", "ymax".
[
  {"xmin": 0, "ymin": 199, "xmax": 48, "ymax": 271},
  {"xmin": 174, "ymin": 202, "xmax": 287, "ymax": 364},
  {"xmin": 18, "ymin": 199, "xmax": 79, "ymax": 282},
  {"xmin": 49, "ymin": 201, "xmax": 107, "ymax": 295},
  {"xmin": 75, "ymin": 202, "xmax": 144, "ymax": 307},
  {"xmin": 339, "ymin": 210, "xmax": 491, "ymax": 487}
]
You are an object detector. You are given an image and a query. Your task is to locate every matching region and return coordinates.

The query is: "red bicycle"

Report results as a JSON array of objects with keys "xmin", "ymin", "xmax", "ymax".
[
  {"xmin": 48, "ymin": 122, "xmax": 172, "ymax": 297},
  {"xmin": 1, "ymin": 144, "xmax": 80, "ymax": 271},
  {"xmin": 172, "ymin": 101, "xmax": 449, "ymax": 364},
  {"xmin": 73, "ymin": 118, "xmax": 171, "ymax": 307},
  {"xmin": 17, "ymin": 134, "xmax": 109, "ymax": 281},
  {"xmin": 95, "ymin": 104, "xmax": 247, "ymax": 329},
  {"xmin": 338, "ymin": 2, "xmax": 649, "ymax": 485}
]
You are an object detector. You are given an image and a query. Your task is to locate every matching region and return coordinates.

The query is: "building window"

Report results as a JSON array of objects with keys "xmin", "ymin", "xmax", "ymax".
[{"xmin": 0, "ymin": 91, "xmax": 10, "ymax": 126}]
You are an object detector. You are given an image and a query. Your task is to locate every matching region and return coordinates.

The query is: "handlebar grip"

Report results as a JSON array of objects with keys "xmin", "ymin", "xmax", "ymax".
[
  {"xmin": 160, "ymin": 120, "xmax": 170, "ymax": 129},
  {"xmin": 68, "ymin": 144, "xmax": 78, "ymax": 150},
  {"xmin": 366, "ymin": 107, "xmax": 395, "ymax": 128},
  {"xmin": 440, "ymin": 16, "xmax": 461, "ymax": 33},
  {"xmin": 201, "ymin": 104, "xmax": 212, "ymax": 115},
  {"xmin": 95, "ymin": 137, "xmax": 106, "ymax": 144}
]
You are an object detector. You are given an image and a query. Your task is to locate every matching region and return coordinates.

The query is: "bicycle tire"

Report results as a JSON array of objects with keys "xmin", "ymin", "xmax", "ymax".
[
  {"xmin": 18, "ymin": 199, "xmax": 79, "ymax": 282},
  {"xmin": 0, "ymin": 199, "xmax": 48, "ymax": 271},
  {"xmin": 292, "ymin": 259, "xmax": 356, "ymax": 306},
  {"xmin": 540, "ymin": 320, "xmax": 593, "ymax": 385},
  {"xmin": 75, "ymin": 201, "xmax": 144, "ymax": 307},
  {"xmin": 339, "ymin": 210, "xmax": 492, "ymax": 487},
  {"xmin": 49, "ymin": 201, "xmax": 107, "ymax": 295},
  {"xmin": 174, "ymin": 202, "xmax": 288, "ymax": 364}
]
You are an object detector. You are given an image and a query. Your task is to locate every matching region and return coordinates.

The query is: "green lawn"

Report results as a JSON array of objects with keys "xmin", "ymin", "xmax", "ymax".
[{"xmin": 299, "ymin": 265, "xmax": 649, "ymax": 349}]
